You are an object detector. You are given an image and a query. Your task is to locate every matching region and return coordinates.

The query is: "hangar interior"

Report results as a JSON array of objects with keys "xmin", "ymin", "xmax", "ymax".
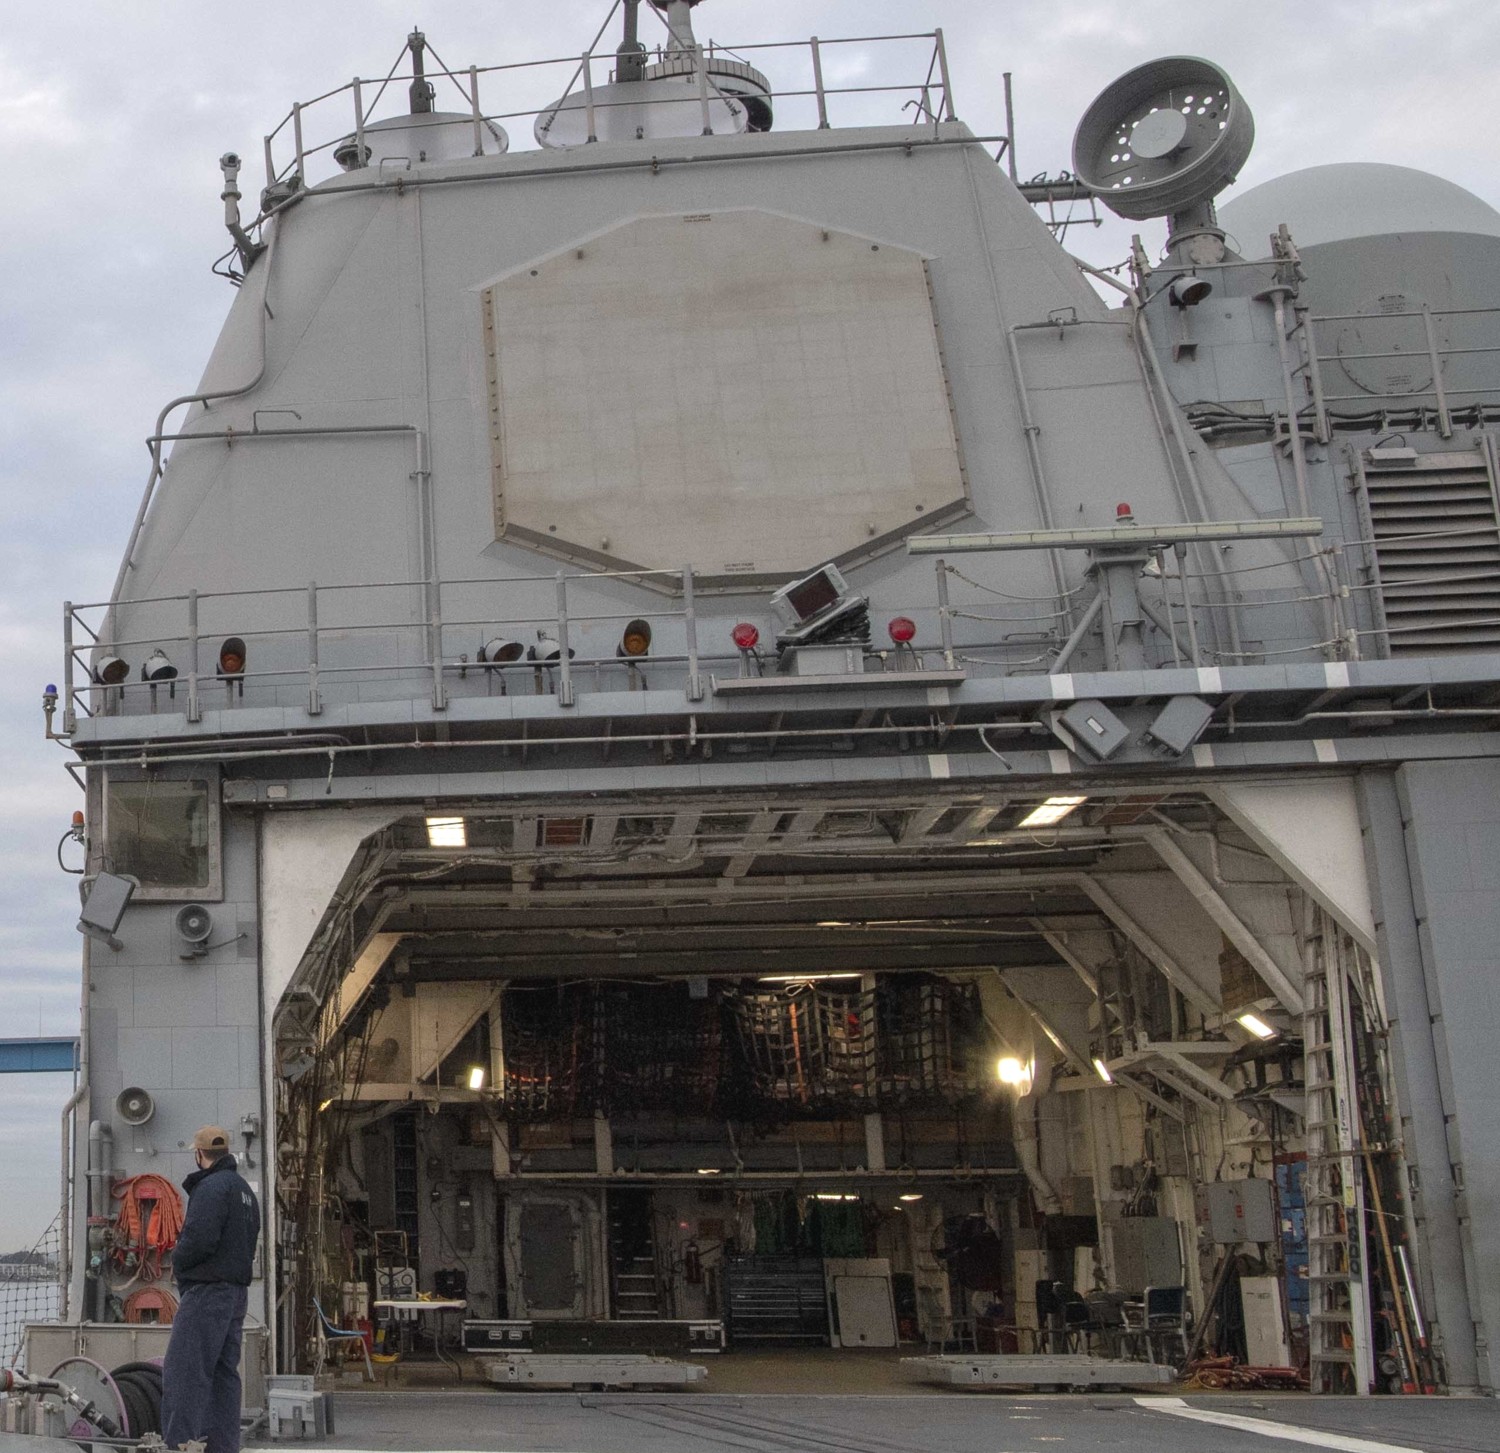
[{"xmin": 271, "ymin": 783, "xmax": 1393, "ymax": 1386}]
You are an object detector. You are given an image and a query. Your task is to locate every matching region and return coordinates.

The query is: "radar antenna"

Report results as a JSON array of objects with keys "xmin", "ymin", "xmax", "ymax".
[{"xmin": 1072, "ymin": 57, "xmax": 1254, "ymax": 261}]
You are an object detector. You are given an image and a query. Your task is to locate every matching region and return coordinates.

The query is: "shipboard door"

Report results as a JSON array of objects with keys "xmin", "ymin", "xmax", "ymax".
[{"xmin": 506, "ymin": 1195, "xmax": 586, "ymax": 1319}]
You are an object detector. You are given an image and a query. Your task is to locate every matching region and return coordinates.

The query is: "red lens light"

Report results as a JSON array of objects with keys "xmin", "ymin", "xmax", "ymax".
[
  {"xmin": 732, "ymin": 622, "xmax": 759, "ymax": 650},
  {"xmin": 1116, "ymin": 501, "xmax": 1134, "ymax": 518},
  {"xmin": 887, "ymin": 616, "xmax": 917, "ymax": 644}
]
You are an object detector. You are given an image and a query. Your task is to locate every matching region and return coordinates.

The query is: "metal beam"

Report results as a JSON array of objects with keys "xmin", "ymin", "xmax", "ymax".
[
  {"xmin": 0, "ymin": 1038, "xmax": 79, "ymax": 1074},
  {"xmin": 1143, "ymin": 826, "xmax": 1305, "ymax": 1014},
  {"xmin": 1074, "ymin": 876, "xmax": 1219, "ymax": 1014},
  {"xmin": 907, "ymin": 517, "xmax": 1325, "ymax": 554}
]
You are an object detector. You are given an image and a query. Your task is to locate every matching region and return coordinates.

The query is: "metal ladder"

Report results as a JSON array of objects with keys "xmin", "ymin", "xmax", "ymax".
[{"xmin": 1302, "ymin": 917, "xmax": 1373, "ymax": 1394}]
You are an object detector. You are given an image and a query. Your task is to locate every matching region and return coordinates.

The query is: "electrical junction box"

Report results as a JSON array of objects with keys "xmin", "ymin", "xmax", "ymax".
[
  {"xmin": 1108, "ymin": 1217, "xmax": 1182, "ymax": 1294},
  {"xmin": 1058, "ymin": 699, "xmax": 1130, "ymax": 760},
  {"xmin": 1143, "ymin": 695, "xmax": 1215, "ymax": 757},
  {"xmin": 1198, "ymin": 1178, "xmax": 1277, "ymax": 1244}
]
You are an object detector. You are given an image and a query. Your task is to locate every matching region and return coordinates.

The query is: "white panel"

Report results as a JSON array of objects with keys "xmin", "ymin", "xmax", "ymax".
[
  {"xmin": 486, "ymin": 210, "xmax": 966, "ymax": 582},
  {"xmin": 1209, "ymin": 782, "xmax": 1377, "ymax": 953}
]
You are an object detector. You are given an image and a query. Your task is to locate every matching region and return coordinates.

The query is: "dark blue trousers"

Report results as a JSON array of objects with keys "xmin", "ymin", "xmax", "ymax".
[{"xmin": 162, "ymin": 1281, "xmax": 248, "ymax": 1453}]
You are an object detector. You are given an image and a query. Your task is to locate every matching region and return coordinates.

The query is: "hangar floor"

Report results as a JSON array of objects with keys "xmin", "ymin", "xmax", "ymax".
[{"xmin": 262, "ymin": 1386, "xmax": 1500, "ymax": 1453}]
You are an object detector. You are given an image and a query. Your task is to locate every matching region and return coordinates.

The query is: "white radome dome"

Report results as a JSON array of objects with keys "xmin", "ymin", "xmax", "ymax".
[{"xmin": 1218, "ymin": 162, "xmax": 1500, "ymax": 257}]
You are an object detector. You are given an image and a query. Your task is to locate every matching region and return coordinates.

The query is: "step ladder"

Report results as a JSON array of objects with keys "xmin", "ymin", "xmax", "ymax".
[
  {"xmin": 1303, "ymin": 919, "xmax": 1373, "ymax": 1394},
  {"xmin": 608, "ymin": 1190, "xmax": 663, "ymax": 1320}
]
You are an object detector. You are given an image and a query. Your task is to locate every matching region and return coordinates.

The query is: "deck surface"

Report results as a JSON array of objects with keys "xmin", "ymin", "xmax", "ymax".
[{"xmin": 253, "ymin": 1371, "xmax": 1500, "ymax": 1453}]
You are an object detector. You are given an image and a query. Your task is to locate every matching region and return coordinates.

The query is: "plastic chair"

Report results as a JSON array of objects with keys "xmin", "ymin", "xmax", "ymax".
[
  {"xmin": 1138, "ymin": 1285, "xmax": 1189, "ymax": 1366},
  {"xmin": 313, "ymin": 1298, "xmax": 374, "ymax": 1381}
]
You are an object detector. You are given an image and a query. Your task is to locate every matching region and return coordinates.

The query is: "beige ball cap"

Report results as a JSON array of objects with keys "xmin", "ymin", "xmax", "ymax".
[{"xmin": 192, "ymin": 1125, "xmax": 231, "ymax": 1153}]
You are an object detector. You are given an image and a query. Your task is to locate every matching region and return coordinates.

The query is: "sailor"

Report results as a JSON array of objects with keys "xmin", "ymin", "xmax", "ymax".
[{"xmin": 161, "ymin": 1126, "xmax": 261, "ymax": 1453}]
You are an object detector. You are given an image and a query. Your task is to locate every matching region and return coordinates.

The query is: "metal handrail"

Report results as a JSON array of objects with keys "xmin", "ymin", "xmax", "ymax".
[{"xmin": 258, "ymin": 31, "xmax": 957, "ymax": 193}]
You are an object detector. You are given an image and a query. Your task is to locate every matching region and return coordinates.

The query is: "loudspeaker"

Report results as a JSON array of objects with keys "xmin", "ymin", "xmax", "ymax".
[
  {"xmin": 116, "ymin": 1087, "xmax": 155, "ymax": 1126},
  {"xmin": 175, "ymin": 904, "xmax": 214, "ymax": 950}
]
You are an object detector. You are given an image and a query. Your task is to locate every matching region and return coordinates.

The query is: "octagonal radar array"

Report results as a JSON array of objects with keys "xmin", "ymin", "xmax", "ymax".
[{"xmin": 1072, "ymin": 56, "xmax": 1254, "ymax": 222}]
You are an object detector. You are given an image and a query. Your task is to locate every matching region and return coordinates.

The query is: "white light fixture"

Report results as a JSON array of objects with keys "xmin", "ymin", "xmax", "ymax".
[
  {"xmin": 426, "ymin": 816, "xmax": 467, "ymax": 848},
  {"xmin": 816, "ymin": 920, "xmax": 852, "ymax": 928},
  {"xmin": 1018, "ymin": 795, "xmax": 1088, "ymax": 829},
  {"xmin": 758, "ymin": 972, "xmax": 862, "ymax": 983},
  {"xmin": 814, "ymin": 1192, "xmax": 860, "ymax": 1202},
  {"xmin": 467, "ymin": 1065, "xmax": 486, "ymax": 1091},
  {"xmin": 997, "ymin": 1056, "xmax": 1026, "ymax": 1086},
  {"xmin": 899, "ymin": 1192, "xmax": 924, "ymax": 1202},
  {"xmin": 1092, "ymin": 1057, "xmax": 1115, "ymax": 1084},
  {"xmin": 1237, "ymin": 1012, "xmax": 1278, "ymax": 1041},
  {"xmin": 696, "ymin": 1167, "xmax": 722, "ymax": 1176}
]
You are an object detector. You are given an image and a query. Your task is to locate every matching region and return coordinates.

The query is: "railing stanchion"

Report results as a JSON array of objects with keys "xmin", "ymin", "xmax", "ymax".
[
  {"xmin": 262, "ymin": 135, "xmax": 275, "ymax": 192},
  {"xmin": 684, "ymin": 564, "xmax": 704, "ymax": 701},
  {"xmin": 292, "ymin": 102, "xmax": 305, "ymax": 180},
  {"xmin": 935, "ymin": 559, "xmax": 955, "ymax": 669},
  {"xmin": 555, "ymin": 573, "xmax": 575, "ymax": 706},
  {"xmin": 934, "ymin": 29, "xmax": 956, "ymax": 122},
  {"xmin": 430, "ymin": 580, "xmax": 447, "ymax": 712},
  {"xmin": 1422, "ymin": 304, "xmax": 1454, "ymax": 439},
  {"xmin": 187, "ymin": 590, "xmax": 202, "ymax": 724},
  {"xmin": 353, "ymin": 78, "xmax": 367, "ymax": 169},
  {"xmin": 62, "ymin": 604, "xmax": 77, "ymax": 735},
  {"xmin": 695, "ymin": 44, "xmax": 713, "ymax": 135},
  {"xmin": 810, "ymin": 37, "xmax": 830, "ymax": 129},
  {"xmin": 306, "ymin": 582, "xmax": 323, "ymax": 716},
  {"xmin": 1298, "ymin": 309, "xmax": 1331, "ymax": 444},
  {"xmin": 469, "ymin": 66, "xmax": 484, "ymax": 156},
  {"xmin": 582, "ymin": 53, "xmax": 598, "ymax": 143}
]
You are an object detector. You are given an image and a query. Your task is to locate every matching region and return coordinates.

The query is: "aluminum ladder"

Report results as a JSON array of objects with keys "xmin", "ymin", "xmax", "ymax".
[{"xmin": 1302, "ymin": 916, "xmax": 1373, "ymax": 1394}]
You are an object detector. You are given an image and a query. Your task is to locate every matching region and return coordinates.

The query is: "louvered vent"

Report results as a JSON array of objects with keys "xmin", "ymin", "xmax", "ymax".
[{"xmin": 1359, "ymin": 448, "xmax": 1500, "ymax": 655}]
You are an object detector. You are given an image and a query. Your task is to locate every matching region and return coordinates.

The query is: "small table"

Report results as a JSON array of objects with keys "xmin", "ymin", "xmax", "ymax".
[{"xmin": 373, "ymin": 1299, "xmax": 468, "ymax": 1379}]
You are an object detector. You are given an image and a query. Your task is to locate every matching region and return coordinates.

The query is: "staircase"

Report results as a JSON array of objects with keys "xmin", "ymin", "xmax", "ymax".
[
  {"xmin": 608, "ymin": 1189, "xmax": 663, "ymax": 1320},
  {"xmin": 1302, "ymin": 915, "xmax": 1372, "ymax": 1394}
]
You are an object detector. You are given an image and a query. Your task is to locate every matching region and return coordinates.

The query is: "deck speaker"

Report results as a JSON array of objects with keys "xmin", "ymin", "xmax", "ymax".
[{"xmin": 116, "ymin": 1087, "xmax": 156, "ymax": 1127}]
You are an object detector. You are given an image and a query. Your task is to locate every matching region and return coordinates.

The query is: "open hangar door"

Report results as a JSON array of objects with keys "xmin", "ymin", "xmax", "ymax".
[{"xmin": 267, "ymin": 783, "xmax": 1411, "ymax": 1390}]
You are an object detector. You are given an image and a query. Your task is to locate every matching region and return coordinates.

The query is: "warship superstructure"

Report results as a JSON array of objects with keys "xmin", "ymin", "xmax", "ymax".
[{"xmin": 30, "ymin": 0, "xmax": 1500, "ymax": 1405}]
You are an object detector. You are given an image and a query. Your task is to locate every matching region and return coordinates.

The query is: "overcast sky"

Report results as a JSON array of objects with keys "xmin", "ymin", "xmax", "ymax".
[{"xmin": 0, "ymin": 0, "xmax": 1495, "ymax": 1249}]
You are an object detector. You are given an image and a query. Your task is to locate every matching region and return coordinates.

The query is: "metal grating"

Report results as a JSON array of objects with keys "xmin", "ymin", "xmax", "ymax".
[{"xmin": 1357, "ymin": 447, "xmax": 1500, "ymax": 655}]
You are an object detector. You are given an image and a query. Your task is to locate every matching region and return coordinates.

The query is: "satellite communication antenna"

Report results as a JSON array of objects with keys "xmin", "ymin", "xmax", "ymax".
[{"xmin": 1072, "ymin": 57, "xmax": 1253, "ymax": 253}]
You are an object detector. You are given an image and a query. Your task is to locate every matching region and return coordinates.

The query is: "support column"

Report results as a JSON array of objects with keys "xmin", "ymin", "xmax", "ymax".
[{"xmin": 1357, "ymin": 770, "xmax": 1480, "ymax": 1392}]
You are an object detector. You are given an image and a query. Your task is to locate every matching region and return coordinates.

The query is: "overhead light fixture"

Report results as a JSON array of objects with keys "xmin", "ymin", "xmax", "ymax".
[
  {"xmin": 467, "ymin": 1065, "xmax": 486, "ymax": 1091},
  {"xmin": 696, "ymin": 1168, "xmax": 722, "ymax": 1176},
  {"xmin": 758, "ymin": 972, "xmax": 862, "ymax": 983},
  {"xmin": 426, "ymin": 816, "xmax": 467, "ymax": 848},
  {"xmin": 141, "ymin": 651, "xmax": 177, "ymax": 683},
  {"xmin": 1237, "ymin": 1013, "xmax": 1278, "ymax": 1041},
  {"xmin": 317, "ymin": 1097, "xmax": 335, "ymax": 1114},
  {"xmin": 815, "ymin": 920, "xmax": 851, "ymax": 928},
  {"xmin": 898, "ymin": 1193, "xmax": 924, "ymax": 1202},
  {"xmin": 218, "ymin": 637, "xmax": 247, "ymax": 678},
  {"xmin": 814, "ymin": 1193, "xmax": 860, "ymax": 1202},
  {"xmin": 1092, "ymin": 1057, "xmax": 1115, "ymax": 1084},
  {"xmin": 94, "ymin": 655, "xmax": 130, "ymax": 686},
  {"xmin": 1018, "ymin": 795, "xmax": 1087, "ymax": 829},
  {"xmin": 479, "ymin": 637, "xmax": 526, "ymax": 665},
  {"xmin": 617, "ymin": 618, "xmax": 652, "ymax": 658}
]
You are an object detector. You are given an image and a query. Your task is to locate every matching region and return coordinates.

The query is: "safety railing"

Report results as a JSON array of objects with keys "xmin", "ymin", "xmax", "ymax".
[
  {"xmin": 62, "ymin": 540, "xmax": 1364, "ymax": 731},
  {"xmin": 1289, "ymin": 305, "xmax": 1500, "ymax": 443},
  {"xmin": 256, "ymin": 28, "xmax": 959, "ymax": 201}
]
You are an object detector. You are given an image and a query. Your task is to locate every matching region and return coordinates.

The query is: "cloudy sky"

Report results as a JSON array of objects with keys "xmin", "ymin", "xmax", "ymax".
[{"xmin": 0, "ymin": 0, "xmax": 1495, "ymax": 1249}]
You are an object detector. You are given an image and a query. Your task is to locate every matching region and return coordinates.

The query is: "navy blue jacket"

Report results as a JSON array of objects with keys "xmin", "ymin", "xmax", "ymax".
[{"xmin": 173, "ymin": 1153, "xmax": 260, "ymax": 1287}]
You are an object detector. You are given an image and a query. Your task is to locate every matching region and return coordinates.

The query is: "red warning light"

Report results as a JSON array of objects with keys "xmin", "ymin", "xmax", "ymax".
[
  {"xmin": 732, "ymin": 622, "xmax": 760, "ymax": 650},
  {"xmin": 887, "ymin": 616, "xmax": 917, "ymax": 644}
]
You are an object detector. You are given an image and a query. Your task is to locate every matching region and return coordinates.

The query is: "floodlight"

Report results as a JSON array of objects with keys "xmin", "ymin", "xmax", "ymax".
[
  {"xmin": 218, "ymin": 637, "xmax": 247, "ymax": 678},
  {"xmin": 1092, "ymin": 1057, "xmax": 1115, "ymax": 1084},
  {"xmin": 997, "ymin": 1056, "xmax": 1027, "ymax": 1086},
  {"xmin": 479, "ymin": 638, "xmax": 526, "ymax": 665},
  {"xmin": 467, "ymin": 1066, "xmax": 486, "ymax": 1091},
  {"xmin": 94, "ymin": 655, "xmax": 129, "ymax": 686},
  {"xmin": 531, "ymin": 632, "xmax": 574, "ymax": 664},
  {"xmin": 141, "ymin": 651, "xmax": 178, "ymax": 683},
  {"xmin": 617, "ymin": 619, "xmax": 652, "ymax": 658},
  {"xmin": 426, "ymin": 816, "xmax": 467, "ymax": 848},
  {"xmin": 1168, "ymin": 274, "xmax": 1213, "ymax": 307},
  {"xmin": 1017, "ymin": 796, "xmax": 1087, "ymax": 829}
]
